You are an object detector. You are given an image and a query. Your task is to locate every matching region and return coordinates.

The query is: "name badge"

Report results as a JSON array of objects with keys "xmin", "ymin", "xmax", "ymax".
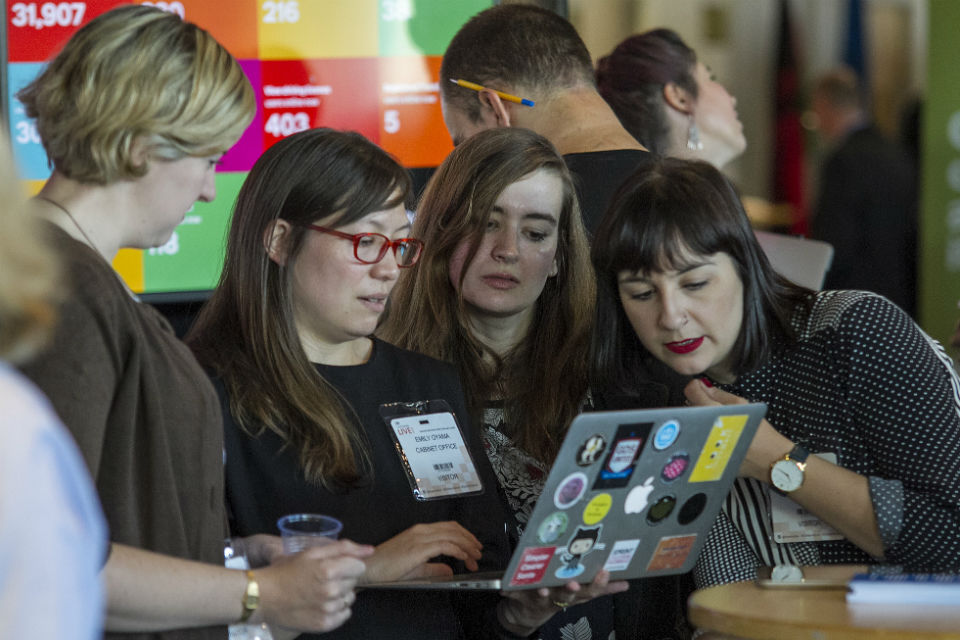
[
  {"xmin": 770, "ymin": 452, "xmax": 844, "ymax": 543},
  {"xmin": 384, "ymin": 405, "xmax": 483, "ymax": 500}
]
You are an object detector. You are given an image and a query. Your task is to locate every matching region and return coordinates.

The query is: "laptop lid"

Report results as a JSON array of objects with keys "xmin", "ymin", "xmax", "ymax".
[{"xmin": 368, "ymin": 403, "xmax": 766, "ymax": 591}]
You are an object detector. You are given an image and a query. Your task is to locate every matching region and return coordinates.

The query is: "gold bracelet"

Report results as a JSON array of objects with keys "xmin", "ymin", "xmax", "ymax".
[{"xmin": 239, "ymin": 570, "xmax": 260, "ymax": 624}]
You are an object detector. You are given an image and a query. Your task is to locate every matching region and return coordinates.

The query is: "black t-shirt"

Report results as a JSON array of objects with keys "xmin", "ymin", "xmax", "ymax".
[
  {"xmin": 218, "ymin": 338, "xmax": 511, "ymax": 640},
  {"xmin": 563, "ymin": 149, "xmax": 655, "ymax": 235}
]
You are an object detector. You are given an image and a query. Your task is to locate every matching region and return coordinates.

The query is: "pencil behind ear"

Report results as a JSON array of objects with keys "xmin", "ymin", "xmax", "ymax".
[{"xmin": 477, "ymin": 89, "xmax": 513, "ymax": 128}]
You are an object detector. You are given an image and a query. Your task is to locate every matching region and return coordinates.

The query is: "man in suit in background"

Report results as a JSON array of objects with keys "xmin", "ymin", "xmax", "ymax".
[{"xmin": 810, "ymin": 67, "xmax": 917, "ymax": 316}]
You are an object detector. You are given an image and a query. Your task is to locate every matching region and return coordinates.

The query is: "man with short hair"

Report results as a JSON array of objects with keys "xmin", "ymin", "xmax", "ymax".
[
  {"xmin": 440, "ymin": 4, "xmax": 650, "ymax": 233},
  {"xmin": 810, "ymin": 67, "xmax": 917, "ymax": 316}
]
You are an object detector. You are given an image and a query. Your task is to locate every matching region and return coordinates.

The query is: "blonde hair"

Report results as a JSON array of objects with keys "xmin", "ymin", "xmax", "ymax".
[
  {"xmin": 0, "ymin": 132, "xmax": 59, "ymax": 363},
  {"xmin": 17, "ymin": 5, "xmax": 254, "ymax": 184}
]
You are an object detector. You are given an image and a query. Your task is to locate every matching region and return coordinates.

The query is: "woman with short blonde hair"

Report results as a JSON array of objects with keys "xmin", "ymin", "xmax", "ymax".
[{"xmin": 19, "ymin": 6, "xmax": 371, "ymax": 638}]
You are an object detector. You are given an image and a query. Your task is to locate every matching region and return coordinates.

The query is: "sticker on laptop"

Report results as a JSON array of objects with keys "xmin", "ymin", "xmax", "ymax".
[
  {"xmin": 653, "ymin": 420, "xmax": 681, "ymax": 450},
  {"xmin": 603, "ymin": 539, "xmax": 641, "ymax": 572},
  {"xmin": 646, "ymin": 534, "xmax": 697, "ymax": 571},
  {"xmin": 677, "ymin": 493, "xmax": 708, "ymax": 525},
  {"xmin": 554, "ymin": 472, "xmax": 589, "ymax": 509},
  {"xmin": 593, "ymin": 422, "xmax": 653, "ymax": 490},
  {"xmin": 661, "ymin": 453, "xmax": 690, "ymax": 482},
  {"xmin": 689, "ymin": 414, "xmax": 749, "ymax": 482},
  {"xmin": 624, "ymin": 476, "xmax": 655, "ymax": 515},
  {"xmin": 509, "ymin": 546, "xmax": 556, "ymax": 586},
  {"xmin": 555, "ymin": 525, "xmax": 602, "ymax": 579},
  {"xmin": 536, "ymin": 511, "xmax": 569, "ymax": 544},
  {"xmin": 646, "ymin": 494, "xmax": 677, "ymax": 524},
  {"xmin": 576, "ymin": 434, "xmax": 607, "ymax": 466},
  {"xmin": 582, "ymin": 493, "xmax": 612, "ymax": 525}
]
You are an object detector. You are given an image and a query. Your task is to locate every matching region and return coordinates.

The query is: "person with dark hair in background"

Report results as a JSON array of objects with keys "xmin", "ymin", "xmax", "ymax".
[
  {"xmin": 810, "ymin": 67, "xmax": 917, "ymax": 317},
  {"xmin": 596, "ymin": 28, "xmax": 746, "ymax": 170},
  {"xmin": 440, "ymin": 4, "xmax": 650, "ymax": 234},
  {"xmin": 592, "ymin": 156, "xmax": 960, "ymax": 589},
  {"xmin": 18, "ymin": 7, "xmax": 372, "ymax": 638}
]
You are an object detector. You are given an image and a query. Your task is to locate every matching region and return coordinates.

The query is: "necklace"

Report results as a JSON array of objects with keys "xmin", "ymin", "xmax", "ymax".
[
  {"xmin": 35, "ymin": 194, "xmax": 139, "ymax": 301},
  {"xmin": 36, "ymin": 195, "xmax": 100, "ymax": 255}
]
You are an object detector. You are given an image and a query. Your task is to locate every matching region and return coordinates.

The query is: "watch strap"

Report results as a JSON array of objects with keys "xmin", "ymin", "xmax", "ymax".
[
  {"xmin": 239, "ymin": 569, "xmax": 259, "ymax": 624},
  {"xmin": 785, "ymin": 443, "xmax": 810, "ymax": 467}
]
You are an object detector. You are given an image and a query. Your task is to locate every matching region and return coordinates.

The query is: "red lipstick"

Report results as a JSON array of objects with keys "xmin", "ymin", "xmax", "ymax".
[{"xmin": 665, "ymin": 337, "xmax": 703, "ymax": 354}]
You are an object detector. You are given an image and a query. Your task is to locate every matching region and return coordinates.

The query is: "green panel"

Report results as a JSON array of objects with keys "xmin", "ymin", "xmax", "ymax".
[
  {"xmin": 378, "ymin": 0, "xmax": 493, "ymax": 57},
  {"xmin": 920, "ymin": 0, "xmax": 960, "ymax": 346},
  {"xmin": 141, "ymin": 172, "xmax": 247, "ymax": 294}
]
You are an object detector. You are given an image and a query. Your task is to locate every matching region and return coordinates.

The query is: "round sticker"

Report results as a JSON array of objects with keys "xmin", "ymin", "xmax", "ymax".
[
  {"xmin": 554, "ymin": 472, "xmax": 588, "ymax": 509},
  {"xmin": 537, "ymin": 511, "xmax": 569, "ymax": 543},
  {"xmin": 646, "ymin": 494, "xmax": 677, "ymax": 524},
  {"xmin": 576, "ymin": 434, "xmax": 607, "ymax": 466},
  {"xmin": 582, "ymin": 493, "xmax": 613, "ymax": 525},
  {"xmin": 661, "ymin": 453, "xmax": 690, "ymax": 482},
  {"xmin": 678, "ymin": 493, "xmax": 708, "ymax": 525},
  {"xmin": 653, "ymin": 420, "xmax": 680, "ymax": 450}
]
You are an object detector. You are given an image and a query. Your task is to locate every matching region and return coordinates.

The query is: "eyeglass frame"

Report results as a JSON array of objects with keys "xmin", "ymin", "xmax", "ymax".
[{"xmin": 304, "ymin": 224, "xmax": 424, "ymax": 267}]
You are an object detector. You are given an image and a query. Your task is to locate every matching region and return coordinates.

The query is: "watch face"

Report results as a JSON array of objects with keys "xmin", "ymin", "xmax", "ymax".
[{"xmin": 771, "ymin": 459, "xmax": 803, "ymax": 492}]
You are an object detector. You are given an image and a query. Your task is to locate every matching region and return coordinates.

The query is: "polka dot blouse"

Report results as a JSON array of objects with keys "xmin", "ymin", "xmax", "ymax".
[{"xmin": 694, "ymin": 291, "xmax": 960, "ymax": 587}]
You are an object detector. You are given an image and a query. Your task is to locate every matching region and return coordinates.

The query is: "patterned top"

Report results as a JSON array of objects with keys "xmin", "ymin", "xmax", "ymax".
[
  {"xmin": 482, "ymin": 406, "xmax": 617, "ymax": 640},
  {"xmin": 694, "ymin": 291, "xmax": 960, "ymax": 587}
]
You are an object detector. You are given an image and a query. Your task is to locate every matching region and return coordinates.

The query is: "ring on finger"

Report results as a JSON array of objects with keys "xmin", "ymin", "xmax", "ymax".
[{"xmin": 552, "ymin": 600, "xmax": 571, "ymax": 609}]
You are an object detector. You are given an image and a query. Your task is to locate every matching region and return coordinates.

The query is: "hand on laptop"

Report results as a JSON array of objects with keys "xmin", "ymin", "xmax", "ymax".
[
  {"xmin": 496, "ymin": 569, "xmax": 629, "ymax": 636},
  {"xmin": 685, "ymin": 378, "xmax": 791, "ymax": 483},
  {"xmin": 360, "ymin": 521, "xmax": 484, "ymax": 584}
]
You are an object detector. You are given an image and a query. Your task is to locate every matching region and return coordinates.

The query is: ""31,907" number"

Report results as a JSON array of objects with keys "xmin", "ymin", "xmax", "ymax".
[{"xmin": 10, "ymin": 2, "xmax": 85, "ymax": 30}]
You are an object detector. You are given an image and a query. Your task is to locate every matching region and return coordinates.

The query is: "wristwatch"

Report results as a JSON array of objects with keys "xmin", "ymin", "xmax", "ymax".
[{"xmin": 770, "ymin": 444, "xmax": 810, "ymax": 494}]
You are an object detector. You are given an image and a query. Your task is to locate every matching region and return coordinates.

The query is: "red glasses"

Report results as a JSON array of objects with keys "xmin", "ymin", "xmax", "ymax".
[{"xmin": 306, "ymin": 224, "xmax": 423, "ymax": 267}]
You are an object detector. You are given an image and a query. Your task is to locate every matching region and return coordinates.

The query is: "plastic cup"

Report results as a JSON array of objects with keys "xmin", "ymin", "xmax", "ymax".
[{"xmin": 277, "ymin": 513, "xmax": 343, "ymax": 554}]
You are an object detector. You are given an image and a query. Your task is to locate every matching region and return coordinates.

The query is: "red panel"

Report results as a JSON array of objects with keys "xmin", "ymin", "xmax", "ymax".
[
  {"xmin": 260, "ymin": 58, "xmax": 380, "ymax": 150},
  {"xmin": 7, "ymin": 0, "xmax": 125, "ymax": 63}
]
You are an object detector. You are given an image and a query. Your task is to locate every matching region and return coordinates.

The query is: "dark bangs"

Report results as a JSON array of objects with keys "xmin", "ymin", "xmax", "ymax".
[
  {"xmin": 277, "ymin": 129, "xmax": 412, "ymax": 231},
  {"xmin": 595, "ymin": 160, "xmax": 752, "ymax": 283},
  {"xmin": 592, "ymin": 158, "xmax": 811, "ymax": 383}
]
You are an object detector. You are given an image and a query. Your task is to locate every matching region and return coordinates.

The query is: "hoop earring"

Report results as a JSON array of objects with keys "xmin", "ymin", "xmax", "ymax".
[{"xmin": 687, "ymin": 116, "xmax": 704, "ymax": 151}]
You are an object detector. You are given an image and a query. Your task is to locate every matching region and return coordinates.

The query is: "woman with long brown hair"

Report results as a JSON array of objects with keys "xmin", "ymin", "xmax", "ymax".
[{"xmin": 381, "ymin": 127, "xmax": 631, "ymax": 640}]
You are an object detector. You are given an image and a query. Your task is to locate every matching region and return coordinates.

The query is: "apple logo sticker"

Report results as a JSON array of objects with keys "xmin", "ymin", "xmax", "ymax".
[{"xmin": 624, "ymin": 476, "xmax": 655, "ymax": 514}]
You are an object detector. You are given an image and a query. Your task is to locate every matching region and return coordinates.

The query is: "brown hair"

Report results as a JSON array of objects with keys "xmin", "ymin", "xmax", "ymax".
[
  {"xmin": 596, "ymin": 29, "xmax": 698, "ymax": 155},
  {"xmin": 381, "ymin": 128, "xmax": 594, "ymax": 463},
  {"xmin": 17, "ymin": 4, "xmax": 254, "ymax": 184},
  {"xmin": 187, "ymin": 129, "xmax": 411, "ymax": 486},
  {"xmin": 440, "ymin": 4, "xmax": 594, "ymax": 123}
]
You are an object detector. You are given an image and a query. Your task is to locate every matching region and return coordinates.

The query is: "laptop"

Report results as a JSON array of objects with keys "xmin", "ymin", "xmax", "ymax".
[
  {"xmin": 368, "ymin": 403, "xmax": 766, "ymax": 591},
  {"xmin": 754, "ymin": 230, "xmax": 834, "ymax": 290}
]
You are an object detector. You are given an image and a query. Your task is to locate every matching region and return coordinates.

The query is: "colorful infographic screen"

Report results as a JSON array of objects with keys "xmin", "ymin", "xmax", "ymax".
[{"xmin": 5, "ymin": 0, "xmax": 490, "ymax": 298}]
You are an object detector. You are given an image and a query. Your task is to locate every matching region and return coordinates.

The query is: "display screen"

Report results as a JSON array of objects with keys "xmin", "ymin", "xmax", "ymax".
[{"xmin": 5, "ymin": 0, "xmax": 490, "ymax": 299}]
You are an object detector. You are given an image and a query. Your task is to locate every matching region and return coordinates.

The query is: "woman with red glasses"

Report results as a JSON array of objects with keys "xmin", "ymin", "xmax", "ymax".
[{"xmin": 187, "ymin": 128, "xmax": 536, "ymax": 638}]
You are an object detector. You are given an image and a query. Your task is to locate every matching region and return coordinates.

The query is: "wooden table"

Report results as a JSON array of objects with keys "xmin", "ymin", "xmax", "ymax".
[{"xmin": 688, "ymin": 572, "xmax": 960, "ymax": 640}]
